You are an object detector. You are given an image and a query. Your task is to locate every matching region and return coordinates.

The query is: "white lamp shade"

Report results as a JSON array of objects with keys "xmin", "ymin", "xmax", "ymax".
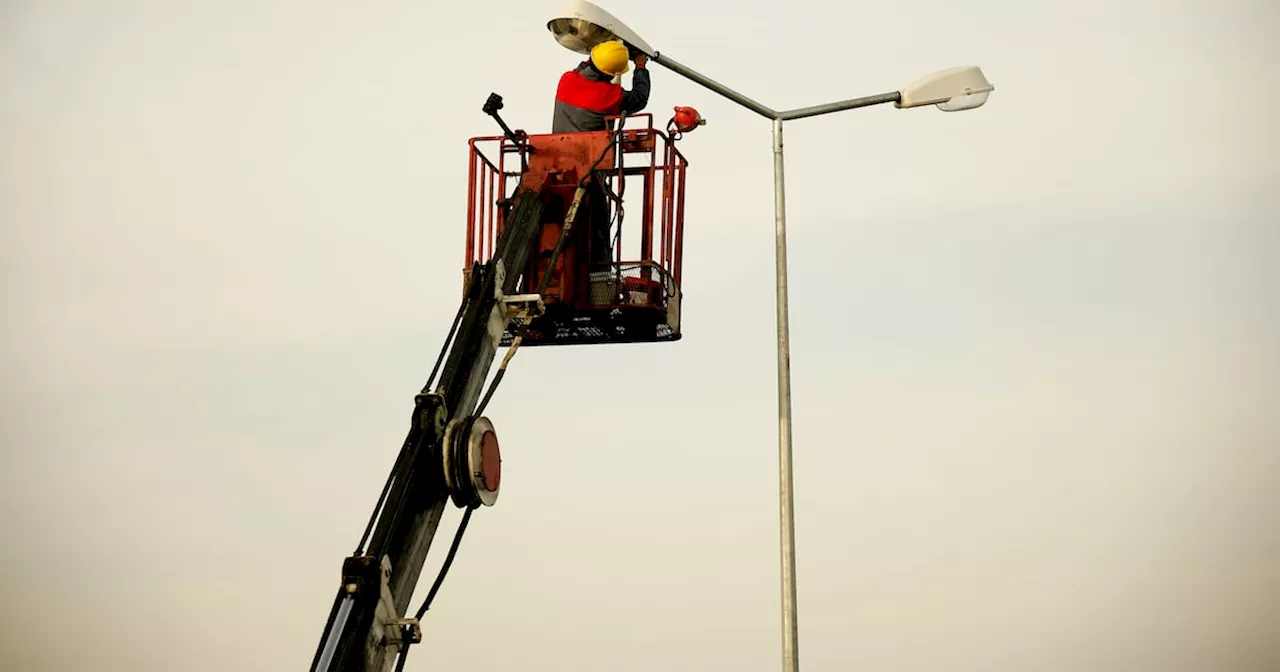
[
  {"xmin": 897, "ymin": 66, "xmax": 994, "ymax": 111},
  {"xmin": 547, "ymin": 0, "xmax": 656, "ymax": 56}
]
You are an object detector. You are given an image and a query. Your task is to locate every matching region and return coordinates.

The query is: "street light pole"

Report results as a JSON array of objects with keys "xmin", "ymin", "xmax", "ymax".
[
  {"xmin": 649, "ymin": 55, "xmax": 943, "ymax": 672},
  {"xmin": 771, "ymin": 115, "xmax": 800, "ymax": 672},
  {"xmin": 652, "ymin": 65, "xmax": 907, "ymax": 672},
  {"xmin": 657, "ymin": 55, "xmax": 915, "ymax": 672},
  {"xmin": 654, "ymin": 56, "xmax": 983, "ymax": 672},
  {"xmin": 767, "ymin": 94, "xmax": 907, "ymax": 672}
]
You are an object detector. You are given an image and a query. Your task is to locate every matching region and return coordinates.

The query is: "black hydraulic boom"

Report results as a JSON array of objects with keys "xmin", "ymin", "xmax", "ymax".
[{"xmin": 310, "ymin": 186, "xmax": 545, "ymax": 672}]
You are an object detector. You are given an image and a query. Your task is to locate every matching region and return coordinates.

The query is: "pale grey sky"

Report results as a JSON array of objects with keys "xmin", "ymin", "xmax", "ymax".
[{"xmin": 2, "ymin": 0, "xmax": 1279, "ymax": 670}]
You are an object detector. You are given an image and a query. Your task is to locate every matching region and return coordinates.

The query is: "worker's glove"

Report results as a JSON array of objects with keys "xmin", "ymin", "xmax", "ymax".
[{"xmin": 624, "ymin": 42, "xmax": 648, "ymax": 67}]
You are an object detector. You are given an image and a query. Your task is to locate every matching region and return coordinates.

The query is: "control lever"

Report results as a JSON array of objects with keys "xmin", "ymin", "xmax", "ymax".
[{"xmin": 482, "ymin": 93, "xmax": 529, "ymax": 148}]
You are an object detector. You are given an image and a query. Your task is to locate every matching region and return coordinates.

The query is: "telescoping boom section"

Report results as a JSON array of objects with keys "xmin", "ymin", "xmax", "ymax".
[{"xmin": 465, "ymin": 113, "xmax": 690, "ymax": 346}]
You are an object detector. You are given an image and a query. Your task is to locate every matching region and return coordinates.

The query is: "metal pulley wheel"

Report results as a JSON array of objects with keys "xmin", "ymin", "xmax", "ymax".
[{"xmin": 441, "ymin": 416, "xmax": 502, "ymax": 508}]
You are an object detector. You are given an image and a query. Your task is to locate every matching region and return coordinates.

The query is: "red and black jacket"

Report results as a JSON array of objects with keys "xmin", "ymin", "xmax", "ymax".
[{"xmin": 551, "ymin": 60, "xmax": 651, "ymax": 133}]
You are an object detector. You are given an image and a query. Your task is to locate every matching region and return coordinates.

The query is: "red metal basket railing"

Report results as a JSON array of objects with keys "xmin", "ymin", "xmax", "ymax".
[{"xmin": 464, "ymin": 113, "xmax": 689, "ymax": 290}]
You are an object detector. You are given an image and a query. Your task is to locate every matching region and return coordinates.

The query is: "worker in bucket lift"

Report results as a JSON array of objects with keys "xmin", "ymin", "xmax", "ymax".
[
  {"xmin": 552, "ymin": 40, "xmax": 650, "ymax": 133},
  {"xmin": 551, "ymin": 40, "xmax": 650, "ymax": 267}
]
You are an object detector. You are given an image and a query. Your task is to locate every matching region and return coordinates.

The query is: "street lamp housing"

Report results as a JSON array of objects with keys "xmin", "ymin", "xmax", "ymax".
[
  {"xmin": 548, "ymin": 0, "xmax": 656, "ymax": 56},
  {"xmin": 896, "ymin": 65, "xmax": 994, "ymax": 111}
]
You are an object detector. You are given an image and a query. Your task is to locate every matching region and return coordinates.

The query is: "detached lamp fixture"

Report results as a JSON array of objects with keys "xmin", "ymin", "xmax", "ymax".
[{"xmin": 548, "ymin": 2, "xmax": 994, "ymax": 671}]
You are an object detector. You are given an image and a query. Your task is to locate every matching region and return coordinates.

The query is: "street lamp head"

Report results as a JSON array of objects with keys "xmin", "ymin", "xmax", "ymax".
[
  {"xmin": 896, "ymin": 66, "xmax": 994, "ymax": 111},
  {"xmin": 547, "ymin": 0, "xmax": 656, "ymax": 56}
]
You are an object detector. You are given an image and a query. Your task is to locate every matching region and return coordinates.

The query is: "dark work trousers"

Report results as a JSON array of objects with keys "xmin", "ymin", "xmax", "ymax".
[{"xmin": 586, "ymin": 176, "xmax": 612, "ymax": 268}]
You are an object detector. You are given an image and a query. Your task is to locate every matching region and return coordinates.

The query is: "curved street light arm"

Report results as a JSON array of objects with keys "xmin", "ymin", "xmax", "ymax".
[
  {"xmin": 652, "ymin": 52, "xmax": 903, "ymax": 123},
  {"xmin": 779, "ymin": 92, "xmax": 902, "ymax": 121},
  {"xmin": 650, "ymin": 52, "xmax": 778, "ymax": 120}
]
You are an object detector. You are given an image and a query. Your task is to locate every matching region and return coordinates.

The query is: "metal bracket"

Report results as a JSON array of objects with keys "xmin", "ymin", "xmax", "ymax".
[
  {"xmin": 367, "ymin": 556, "xmax": 404, "ymax": 669},
  {"xmin": 502, "ymin": 294, "xmax": 546, "ymax": 320},
  {"xmin": 387, "ymin": 618, "xmax": 422, "ymax": 646},
  {"xmin": 486, "ymin": 261, "xmax": 509, "ymax": 347},
  {"xmin": 412, "ymin": 393, "xmax": 448, "ymax": 435}
]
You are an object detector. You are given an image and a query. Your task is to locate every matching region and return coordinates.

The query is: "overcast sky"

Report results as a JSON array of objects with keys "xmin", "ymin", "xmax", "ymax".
[{"xmin": 2, "ymin": 0, "xmax": 1278, "ymax": 670}]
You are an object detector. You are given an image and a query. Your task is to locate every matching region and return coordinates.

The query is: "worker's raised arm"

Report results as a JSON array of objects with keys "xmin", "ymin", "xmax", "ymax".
[{"xmin": 620, "ymin": 55, "xmax": 650, "ymax": 115}]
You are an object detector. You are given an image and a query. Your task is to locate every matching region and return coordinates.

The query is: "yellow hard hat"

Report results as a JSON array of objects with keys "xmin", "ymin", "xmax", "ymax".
[{"xmin": 590, "ymin": 40, "xmax": 630, "ymax": 76}]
